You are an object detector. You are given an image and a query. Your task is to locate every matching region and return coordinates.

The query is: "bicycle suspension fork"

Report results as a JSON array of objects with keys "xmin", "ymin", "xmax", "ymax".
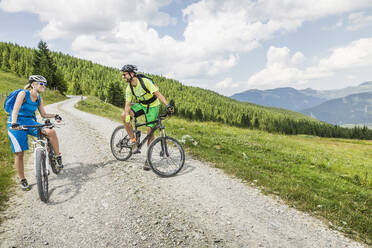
[
  {"xmin": 33, "ymin": 140, "xmax": 47, "ymax": 177},
  {"xmin": 160, "ymin": 126, "xmax": 170, "ymax": 157}
]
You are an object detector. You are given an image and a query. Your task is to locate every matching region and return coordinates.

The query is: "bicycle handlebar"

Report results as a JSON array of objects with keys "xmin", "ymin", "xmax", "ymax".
[
  {"xmin": 19, "ymin": 122, "xmax": 53, "ymax": 131},
  {"xmin": 134, "ymin": 112, "xmax": 171, "ymax": 128},
  {"xmin": 17, "ymin": 119, "xmax": 64, "ymax": 131}
]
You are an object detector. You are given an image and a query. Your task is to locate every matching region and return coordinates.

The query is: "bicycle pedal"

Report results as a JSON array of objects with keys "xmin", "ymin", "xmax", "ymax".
[{"xmin": 133, "ymin": 150, "xmax": 141, "ymax": 154}]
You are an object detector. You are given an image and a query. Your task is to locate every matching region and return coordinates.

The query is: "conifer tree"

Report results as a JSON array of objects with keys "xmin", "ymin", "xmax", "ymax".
[
  {"xmin": 107, "ymin": 82, "xmax": 116, "ymax": 105},
  {"xmin": 33, "ymin": 40, "xmax": 67, "ymax": 94},
  {"xmin": 1, "ymin": 48, "xmax": 10, "ymax": 71},
  {"xmin": 33, "ymin": 41, "xmax": 54, "ymax": 84}
]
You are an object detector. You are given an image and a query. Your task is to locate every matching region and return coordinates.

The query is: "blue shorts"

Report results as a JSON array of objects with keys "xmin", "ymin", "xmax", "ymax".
[{"xmin": 7, "ymin": 118, "xmax": 41, "ymax": 153}]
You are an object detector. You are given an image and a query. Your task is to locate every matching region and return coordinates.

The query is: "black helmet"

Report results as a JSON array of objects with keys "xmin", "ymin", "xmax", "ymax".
[
  {"xmin": 120, "ymin": 64, "xmax": 137, "ymax": 73},
  {"xmin": 28, "ymin": 75, "xmax": 47, "ymax": 84}
]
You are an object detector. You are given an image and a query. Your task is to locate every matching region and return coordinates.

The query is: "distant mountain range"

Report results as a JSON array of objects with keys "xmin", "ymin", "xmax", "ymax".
[
  {"xmin": 300, "ymin": 81, "xmax": 372, "ymax": 100},
  {"xmin": 230, "ymin": 87, "xmax": 326, "ymax": 111},
  {"xmin": 230, "ymin": 81, "xmax": 372, "ymax": 124},
  {"xmin": 301, "ymin": 92, "xmax": 372, "ymax": 124}
]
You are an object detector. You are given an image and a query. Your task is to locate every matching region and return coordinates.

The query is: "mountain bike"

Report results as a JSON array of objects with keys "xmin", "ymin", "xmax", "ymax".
[
  {"xmin": 20, "ymin": 119, "xmax": 62, "ymax": 202},
  {"xmin": 110, "ymin": 113, "xmax": 185, "ymax": 177}
]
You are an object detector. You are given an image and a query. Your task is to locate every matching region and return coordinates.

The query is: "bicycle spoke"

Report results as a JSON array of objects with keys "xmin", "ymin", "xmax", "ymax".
[
  {"xmin": 167, "ymin": 156, "xmax": 180, "ymax": 167},
  {"xmin": 111, "ymin": 126, "xmax": 132, "ymax": 161},
  {"xmin": 148, "ymin": 136, "xmax": 185, "ymax": 177}
]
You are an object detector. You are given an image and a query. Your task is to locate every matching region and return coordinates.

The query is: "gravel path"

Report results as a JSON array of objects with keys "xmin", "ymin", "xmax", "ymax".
[{"xmin": 0, "ymin": 96, "xmax": 367, "ymax": 248}]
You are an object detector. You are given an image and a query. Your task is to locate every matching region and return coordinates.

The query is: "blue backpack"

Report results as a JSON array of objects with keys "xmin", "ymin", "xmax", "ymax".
[{"xmin": 3, "ymin": 89, "xmax": 38, "ymax": 120}]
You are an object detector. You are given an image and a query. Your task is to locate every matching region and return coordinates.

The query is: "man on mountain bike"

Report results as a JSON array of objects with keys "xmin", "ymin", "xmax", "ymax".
[
  {"xmin": 7, "ymin": 75, "xmax": 63, "ymax": 190},
  {"xmin": 120, "ymin": 64, "xmax": 174, "ymax": 170}
]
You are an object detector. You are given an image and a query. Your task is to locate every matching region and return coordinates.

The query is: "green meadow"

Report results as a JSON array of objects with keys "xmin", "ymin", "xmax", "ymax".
[{"xmin": 77, "ymin": 96, "xmax": 371, "ymax": 245}]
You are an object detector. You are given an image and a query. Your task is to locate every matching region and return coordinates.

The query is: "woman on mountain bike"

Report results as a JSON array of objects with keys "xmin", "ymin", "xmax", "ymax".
[
  {"xmin": 120, "ymin": 64, "xmax": 174, "ymax": 170},
  {"xmin": 7, "ymin": 75, "xmax": 63, "ymax": 191}
]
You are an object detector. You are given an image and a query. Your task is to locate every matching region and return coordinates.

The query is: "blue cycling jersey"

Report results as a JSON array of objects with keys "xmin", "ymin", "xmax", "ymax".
[{"xmin": 7, "ymin": 90, "xmax": 40, "ymax": 123}]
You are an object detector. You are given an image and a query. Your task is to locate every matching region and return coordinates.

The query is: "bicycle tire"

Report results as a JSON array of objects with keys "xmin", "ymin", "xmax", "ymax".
[
  {"xmin": 147, "ymin": 136, "xmax": 185, "ymax": 177},
  {"xmin": 35, "ymin": 148, "xmax": 49, "ymax": 202},
  {"xmin": 110, "ymin": 125, "xmax": 132, "ymax": 161},
  {"xmin": 48, "ymin": 143, "xmax": 60, "ymax": 175}
]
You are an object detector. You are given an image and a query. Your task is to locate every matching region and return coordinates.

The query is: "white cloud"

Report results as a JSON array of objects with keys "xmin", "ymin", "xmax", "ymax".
[
  {"xmin": 336, "ymin": 19, "xmax": 344, "ymax": 28},
  {"xmin": 246, "ymin": 46, "xmax": 310, "ymax": 86},
  {"xmin": 247, "ymin": 38, "xmax": 372, "ymax": 87},
  {"xmin": 250, "ymin": 47, "xmax": 307, "ymax": 85},
  {"xmin": 322, "ymin": 19, "xmax": 344, "ymax": 31},
  {"xmin": 348, "ymin": 75, "xmax": 357, "ymax": 80},
  {"xmin": 0, "ymin": 0, "xmax": 173, "ymax": 40},
  {"xmin": 318, "ymin": 38, "xmax": 372, "ymax": 69},
  {"xmin": 207, "ymin": 54, "xmax": 239, "ymax": 76},
  {"xmin": 216, "ymin": 77, "xmax": 232, "ymax": 89},
  {"xmin": 291, "ymin": 52, "xmax": 305, "ymax": 65},
  {"xmin": 266, "ymin": 47, "xmax": 291, "ymax": 66},
  {"xmin": 347, "ymin": 11, "xmax": 372, "ymax": 31},
  {"xmin": 216, "ymin": 77, "xmax": 239, "ymax": 89},
  {"xmin": 253, "ymin": 1, "xmax": 371, "ymax": 21},
  {"xmin": 1, "ymin": 0, "xmax": 372, "ymax": 83}
]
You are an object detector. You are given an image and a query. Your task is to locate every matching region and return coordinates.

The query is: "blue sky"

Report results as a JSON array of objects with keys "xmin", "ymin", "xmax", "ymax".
[{"xmin": 1, "ymin": 0, "xmax": 372, "ymax": 96}]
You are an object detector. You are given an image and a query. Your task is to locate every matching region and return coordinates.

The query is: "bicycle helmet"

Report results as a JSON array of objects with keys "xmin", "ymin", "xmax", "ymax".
[
  {"xmin": 28, "ymin": 75, "xmax": 47, "ymax": 84},
  {"xmin": 120, "ymin": 64, "xmax": 138, "ymax": 73}
]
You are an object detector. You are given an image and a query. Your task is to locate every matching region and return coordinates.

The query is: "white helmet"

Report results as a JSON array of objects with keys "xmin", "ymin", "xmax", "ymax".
[{"xmin": 28, "ymin": 75, "xmax": 47, "ymax": 84}]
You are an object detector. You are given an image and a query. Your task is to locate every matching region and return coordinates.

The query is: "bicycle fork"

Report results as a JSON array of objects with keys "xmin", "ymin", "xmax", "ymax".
[
  {"xmin": 160, "ymin": 127, "xmax": 170, "ymax": 157},
  {"xmin": 33, "ymin": 140, "xmax": 49, "ymax": 177}
]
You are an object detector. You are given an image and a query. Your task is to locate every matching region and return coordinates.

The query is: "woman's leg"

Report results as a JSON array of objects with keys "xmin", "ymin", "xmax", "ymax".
[
  {"xmin": 14, "ymin": 151, "xmax": 25, "ymax": 179},
  {"xmin": 42, "ymin": 128, "xmax": 60, "ymax": 155},
  {"xmin": 15, "ymin": 151, "xmax": 31, "ymax": 190}
]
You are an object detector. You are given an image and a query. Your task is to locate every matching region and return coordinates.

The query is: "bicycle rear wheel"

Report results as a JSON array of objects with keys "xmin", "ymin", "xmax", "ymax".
[
  {"xmin": 147, "ymin": 136, "xmax": 185, "ymax": 177},
  {"xmin": 35, "ymin": 148, "xmax": 49, "ymax": 202},
  {"xmin": 110, "ymin": 125, "xmax": 132, "ymax": 161}
]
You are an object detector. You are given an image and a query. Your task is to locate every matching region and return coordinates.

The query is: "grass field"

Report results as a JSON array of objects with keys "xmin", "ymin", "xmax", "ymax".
[
  {"xmin": 76, "ymin": 96, "xmax": 372, "ymax": 245},
  {"xmin": 0, "ymin": 71, "xmax": 67, "ymax": 217}
]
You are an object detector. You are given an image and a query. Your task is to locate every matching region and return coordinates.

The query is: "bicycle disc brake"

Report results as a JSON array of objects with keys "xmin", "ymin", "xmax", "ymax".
[{"xmin": 117, "ymin": 137, "xmax": 130, "ymax": 149}]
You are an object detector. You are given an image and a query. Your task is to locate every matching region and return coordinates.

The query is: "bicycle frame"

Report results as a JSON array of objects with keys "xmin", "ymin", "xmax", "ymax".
[
  {"xmin": 133, "ymin": 114, "xmax": 166, "ymax": 150},
  {"xmin": 22, "ymin": 123, "xmax": 55, "ymax": 173},
  {"xmin": 32, "ymin": 127, "xmax": 48, "ymax": 147},
  {"xmin": 30, "ymin": 127, "xmax": 51, "ymax": 174},
  {"xmin": 111, "ymin": 112, "xmax": 184, "ymax": 176}
]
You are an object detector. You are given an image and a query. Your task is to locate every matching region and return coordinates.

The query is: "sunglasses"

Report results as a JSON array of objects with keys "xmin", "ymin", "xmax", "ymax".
[{"xmin": 39, "ymin": 82, "xmax": 47, "ymax": 86}]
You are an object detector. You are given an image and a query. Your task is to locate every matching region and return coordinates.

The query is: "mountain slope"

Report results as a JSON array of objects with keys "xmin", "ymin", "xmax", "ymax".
[
  {"xmin": 302, "ymin": 92, "xmax": 372, "ymax": 124},
  {"xmin": 230, "ymin": 87, "xmax": 326, "ymax": 111},
  {"xmin": 300, "ymin": 81, "xmax": 372, "ymax": 100}
]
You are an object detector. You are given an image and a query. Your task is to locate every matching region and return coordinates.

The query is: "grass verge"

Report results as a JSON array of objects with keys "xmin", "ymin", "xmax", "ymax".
[{"xmin": 76, "ymin": 96, "xmax": 371, "ymax": 245}]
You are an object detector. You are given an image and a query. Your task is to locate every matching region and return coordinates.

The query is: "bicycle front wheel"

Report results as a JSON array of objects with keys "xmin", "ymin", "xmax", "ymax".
[
  {"xmin": 110, "ymin": 125, "xmax": 132, "ymax": 161},
  {"xmin": 147, "ymin": 136, "xmax": 185, "ymax": 177},
  {"xmin": 35, "ymin": 148, "xmax": 49, "ymax": 202}
]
